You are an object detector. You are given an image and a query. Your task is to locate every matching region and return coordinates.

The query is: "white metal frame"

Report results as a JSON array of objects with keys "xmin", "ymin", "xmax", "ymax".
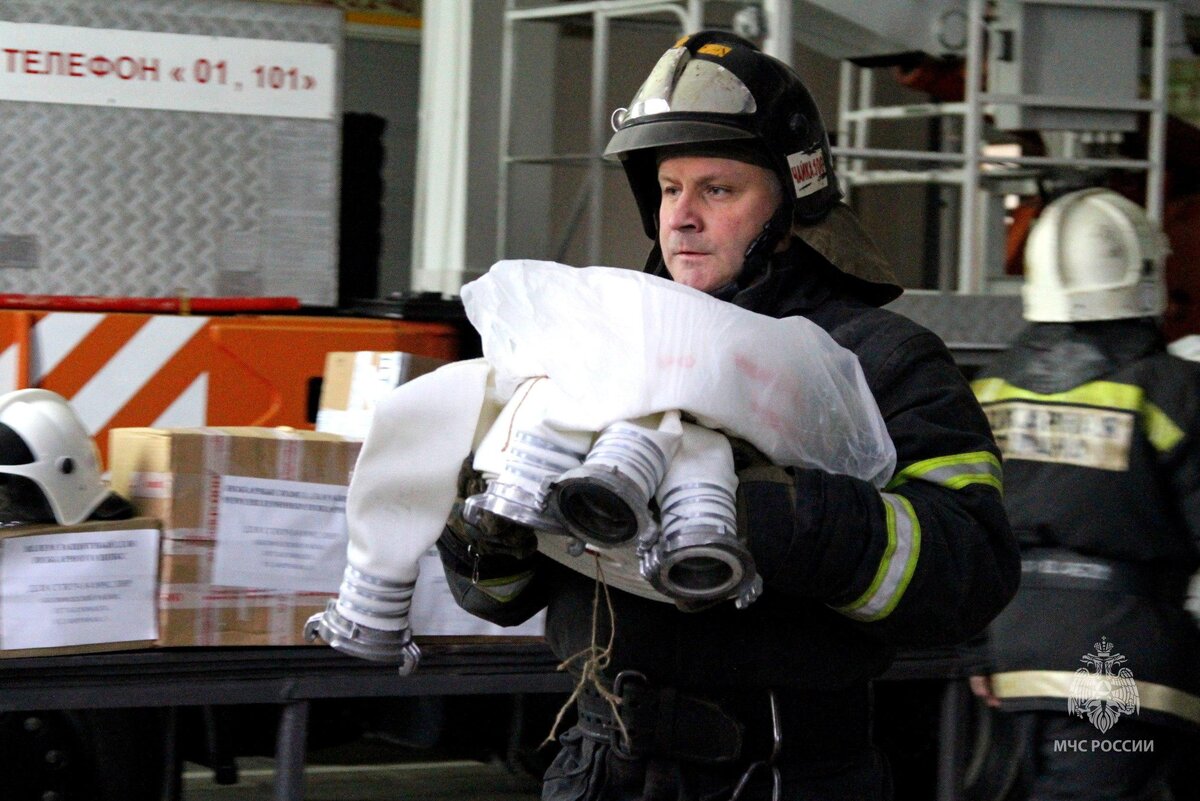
[
  {"xmin": 835, "ymin": 0, "xmax": 1169, "ymax": 293},
  {"xmin": 495, "ymin": 0, "xmax": 709, "ymax": 267}
]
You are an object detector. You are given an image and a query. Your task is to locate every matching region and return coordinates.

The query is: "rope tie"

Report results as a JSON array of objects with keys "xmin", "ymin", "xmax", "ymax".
[{"xmin": 542, "ymin": 553, "xmax": 627, "ymax": 747}]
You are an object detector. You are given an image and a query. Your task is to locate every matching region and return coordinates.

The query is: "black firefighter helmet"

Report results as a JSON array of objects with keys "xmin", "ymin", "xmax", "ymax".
[
  {"xmin": 605, "ymin": 29, "xmax": 841, "ymax": 235},
  {"xmin": 605, "ymin": 30, "xmax": 900, "ymax": 305}
]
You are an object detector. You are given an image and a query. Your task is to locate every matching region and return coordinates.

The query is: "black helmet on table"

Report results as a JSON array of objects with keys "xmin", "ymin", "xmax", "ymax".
[{"xmin": 605, "ymin": 30, "xmax": 901, "ymax": 305}]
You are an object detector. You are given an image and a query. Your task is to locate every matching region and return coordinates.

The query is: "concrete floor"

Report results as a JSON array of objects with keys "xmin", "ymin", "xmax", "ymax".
[{"xmin": 181, "ymin": 758, "xmax": 543, "ymax": 801}]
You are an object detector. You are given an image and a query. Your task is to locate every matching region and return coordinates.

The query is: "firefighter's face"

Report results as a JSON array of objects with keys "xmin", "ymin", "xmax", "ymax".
[{"xmin": 657, "ymin": 155, "xmax": 783, "ymax": 294}]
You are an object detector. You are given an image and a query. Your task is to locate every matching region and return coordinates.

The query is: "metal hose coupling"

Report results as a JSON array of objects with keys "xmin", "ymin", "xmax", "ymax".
[
  {"xmin": 640, "ymin": 481, "xmax": 762, "ymax": 609},
  {"xmin": 549, "ymin": 420, "xmax": 671, "ymax": 548},
  {"xmin": 304, "ymin": 565, "xmax": 421, "ymax": 675},
  {"xmin": 463, "ymin": 430, "xmax": 586, "ymax": 533}
]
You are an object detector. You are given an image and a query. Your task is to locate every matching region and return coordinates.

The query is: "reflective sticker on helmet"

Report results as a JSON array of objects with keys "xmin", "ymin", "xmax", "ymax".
[
  {"xmin": 674, "ymin": 35, "xmax": 690, "ymax": 48},
  {"xmin": 698, "ymin": 43, "xmax": 732, "ymax": 57},
  {"xmin": 787, "ymin": 149, "xmax": 829, "ymax": 199}
]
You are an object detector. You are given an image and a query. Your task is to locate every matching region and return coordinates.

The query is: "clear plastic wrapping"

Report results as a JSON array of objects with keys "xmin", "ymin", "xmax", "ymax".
[{"xmin": 462, "ymin": 259, "xmax": 895, "ymax": 486}]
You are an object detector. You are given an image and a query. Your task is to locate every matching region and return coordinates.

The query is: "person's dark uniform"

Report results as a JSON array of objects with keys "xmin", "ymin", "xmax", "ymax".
[
  {"xmin": 970, "ymin": 188, "xmax": 1200, "ymax": 801},
  {"xmin": 438, "ymin": 31, "xmax": 1019, "ymax": 801}
]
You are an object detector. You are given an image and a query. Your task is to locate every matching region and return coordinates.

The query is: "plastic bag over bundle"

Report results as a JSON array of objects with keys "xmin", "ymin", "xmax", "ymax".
[{"xmin": 461, "ymin": 259, "xmax": 896, "ymax": 487}]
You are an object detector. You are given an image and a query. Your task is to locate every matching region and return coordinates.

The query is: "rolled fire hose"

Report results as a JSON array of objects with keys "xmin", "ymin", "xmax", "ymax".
[{"xmin": 305, "ymin": 358, "xmax": 495, "ymax": 674}]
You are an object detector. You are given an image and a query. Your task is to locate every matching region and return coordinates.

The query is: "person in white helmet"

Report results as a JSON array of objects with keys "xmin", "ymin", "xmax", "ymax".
[{"xmin": 969, "ymin": 187, "xmax": 1200, "ymax": 800}]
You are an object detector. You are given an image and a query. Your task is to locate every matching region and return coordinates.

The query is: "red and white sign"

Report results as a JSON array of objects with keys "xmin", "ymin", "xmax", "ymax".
[
  {"xmin": 0, "ymin": 22, "xmax": 335, "ymax": 119},
  {"xmin": 787, "ymin": 148, "xmax": 829, "ymax": 199}
]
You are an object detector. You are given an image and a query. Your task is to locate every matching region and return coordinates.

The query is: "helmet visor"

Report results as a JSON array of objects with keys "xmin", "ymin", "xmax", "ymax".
[{"xmin": 613, "ymin": 46, "xmax": 756, "ymax": 130}]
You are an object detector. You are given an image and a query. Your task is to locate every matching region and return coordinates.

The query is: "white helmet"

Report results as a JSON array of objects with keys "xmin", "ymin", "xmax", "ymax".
[
  {"xmin": 0, "ymin": 389, "xmax": 110, "ymax": 525},
  {"xmin": 1022, "ymin": 187, "xmax": 1169, "ymax": 323}
]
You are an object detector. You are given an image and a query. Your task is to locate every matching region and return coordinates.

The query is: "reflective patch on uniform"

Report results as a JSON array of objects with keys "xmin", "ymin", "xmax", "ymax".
[
  {"xmin": 971, "ymin": 378, "xmax": 1142, "ymax": 409},
  {"xmin": 886, "ymin": 451, "xmax": 1002, "ymax": 493},
  {"xmin": 992, "ymin": 670, "xmax": 1200, "ymax": 726},
  {"xmin": 1143, "ymin": 401, "xmax": 1184, "ymax": 453},
  {"xmin": 983, "ymin": 401, "xmax": 1133, "ymax": 471},
  {"xmin": 834, "ymin": 493, "xmax": 921, "ymax": 622},
  {"xmin": 972, "ymin": 377, "xmax": 1186, "ymax": 456}
]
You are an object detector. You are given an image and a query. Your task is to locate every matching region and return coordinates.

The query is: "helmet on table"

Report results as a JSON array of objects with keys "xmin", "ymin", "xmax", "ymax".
[{"xmin": 0, "ymin": 389, "xmax": 114, "ymax": 525}]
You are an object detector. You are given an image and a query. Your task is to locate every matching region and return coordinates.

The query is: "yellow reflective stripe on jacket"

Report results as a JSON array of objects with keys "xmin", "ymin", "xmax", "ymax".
[
  {"xmin": 971, "ymin": 377, "xmax": 1143, "ymax": 409},
  {"xmin": 991, "ymin": 670, "xmax": 1200, "ymax": 726},
  {"xmin": 971, "ymin": 378, "xmax": 1185, "ymax": 453},
  {"xmin": 886, "ymin": 451, "xmax": 1003, "ymax": 493},
  {"xmin": 1144, "ymin": 402, "xmax": 1185, "ymax": 452},
  {"xmin": 834, "ymin": 494, "xmax": 921, "ymax": 622},
  {"xmin": 475, "ymin": 571, "xmax": 534, "ymax": 603}
]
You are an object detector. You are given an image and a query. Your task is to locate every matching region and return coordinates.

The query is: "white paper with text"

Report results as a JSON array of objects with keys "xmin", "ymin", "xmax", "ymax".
[
  {"xmin": 212, "ymin": 475, "xmax": 348, "ymax": 593},
  {"xmin": 1, "ymin": 528, "xmax": 159, "ymax": 650}
]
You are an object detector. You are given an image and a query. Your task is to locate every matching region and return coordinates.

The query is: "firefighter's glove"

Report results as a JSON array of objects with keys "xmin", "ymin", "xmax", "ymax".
[{"xmin": 443, "ymin": 457, "xmax": 538, "ymax": 561}]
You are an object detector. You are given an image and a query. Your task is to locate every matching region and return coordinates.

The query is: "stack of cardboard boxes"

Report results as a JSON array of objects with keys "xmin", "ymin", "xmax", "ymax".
[{"xmin": 108, "ymin": 426, "xmax": 361, "ymax": 648}]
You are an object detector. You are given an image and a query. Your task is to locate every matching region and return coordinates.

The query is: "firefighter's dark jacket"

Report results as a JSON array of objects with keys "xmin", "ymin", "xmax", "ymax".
[
  {"xmin": 437, "ymin": 240, "xmax": 1019, "ymax": 692},
  {"xmin": 972, "ymin": 319, "xmax": 1200, "ymax": 731}
]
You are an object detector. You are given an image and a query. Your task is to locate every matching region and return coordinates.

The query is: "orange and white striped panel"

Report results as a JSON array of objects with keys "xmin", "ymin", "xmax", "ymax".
[
  {"xmin": 0, "ymin": 312, "xmax": 212, "ymax": 459},
  {"xmin": 0, "ymin": 309, "xmax": 463, "ymax": 465}
]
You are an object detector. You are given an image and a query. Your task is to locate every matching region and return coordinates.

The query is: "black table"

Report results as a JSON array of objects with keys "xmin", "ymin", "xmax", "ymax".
[{"xmin": 0, "ymin": 641, "xmax": 979, "ymax": 800}]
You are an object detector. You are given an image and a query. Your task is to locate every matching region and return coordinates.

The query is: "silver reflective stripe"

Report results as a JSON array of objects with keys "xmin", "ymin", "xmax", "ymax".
[
  {"xmin": 834, "ymin": 494, "xmax": 921, "ymax": 622},
  {"xmin": 886, "ymin": 451, "xmax": 1002, "ymax": 493}
]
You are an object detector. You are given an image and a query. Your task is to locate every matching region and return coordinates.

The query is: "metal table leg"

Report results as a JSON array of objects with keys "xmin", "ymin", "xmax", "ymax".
[
  {"xmin": 274, "ymin": 701, "xmax": 310, "ymax": 801},
  {"xmin": 161, "ymin": 706, "xmax": 181, "ymax": 801},
  {"xmin": 936, "ymin": 679, "xmax": 971, "ymax": 801}
]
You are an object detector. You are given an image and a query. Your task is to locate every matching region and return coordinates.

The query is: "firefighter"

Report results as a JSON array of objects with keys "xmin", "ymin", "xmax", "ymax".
[
  {"xmin": 438, "ymin": 31, "xmax": 1018, "ymax": 800},
  {"xmin": 969, "ymin": 188, "xmax": 1200, "ymax": 800}
]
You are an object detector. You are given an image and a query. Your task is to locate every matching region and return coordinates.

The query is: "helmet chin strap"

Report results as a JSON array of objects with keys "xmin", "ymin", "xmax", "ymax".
[{"xmin": 737, "ymin": 202, "xmax": 792, "ymax": 289}]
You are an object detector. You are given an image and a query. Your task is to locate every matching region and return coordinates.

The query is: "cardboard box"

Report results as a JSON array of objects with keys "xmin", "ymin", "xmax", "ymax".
[
  {"xmin": 156, "ymin": 542, "xmax": 546, "ymax": 647},
  {"xmin": 315, "ymin": 351, "xmax": 449, "ymax": 439},
  {"xmin": 107, "ymin": 427, "xmax": 362, "ymax": 542},
  {"xmin": 0, "ymin": 518, "xmax": 161, "ymax": 657},
  {"xmin": 107, "ymin": 425, "xmax": 544, "ymax": 648},
  {"xmin": 158, "ymin": 539, "xmax": 332, "ymax": 647},
  {"xmin": 105, "ymin": 426, "xmax": 361, "ymax": 647}
]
